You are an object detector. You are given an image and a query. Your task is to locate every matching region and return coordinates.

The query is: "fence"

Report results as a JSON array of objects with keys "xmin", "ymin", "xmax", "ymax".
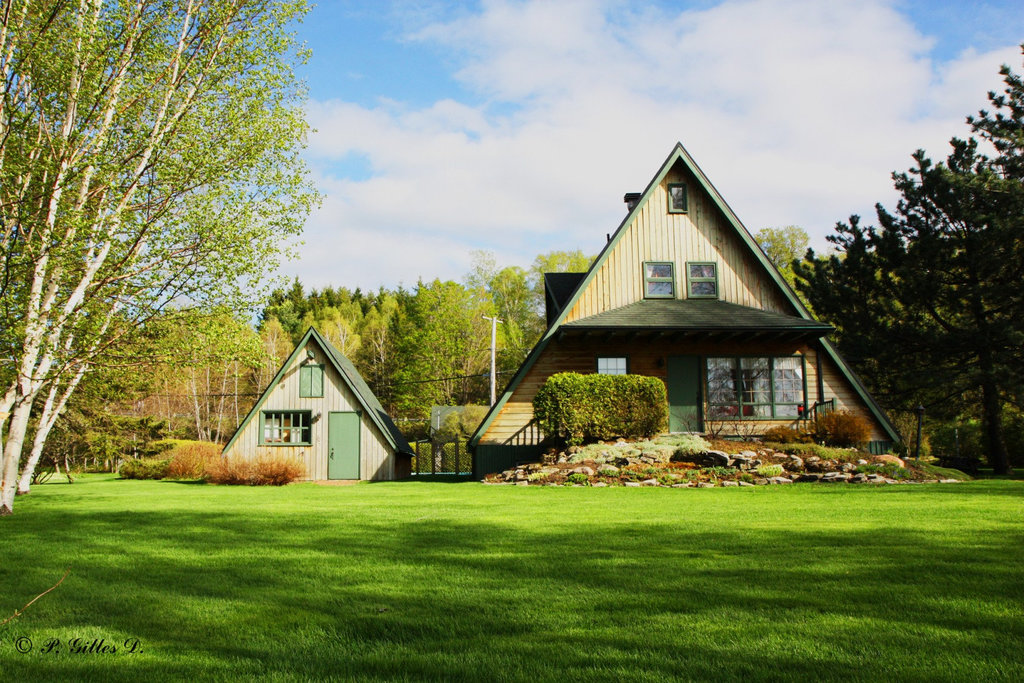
[{"xmin": 411, "ymin": 437, "xmax": 472, "ymax": 476}]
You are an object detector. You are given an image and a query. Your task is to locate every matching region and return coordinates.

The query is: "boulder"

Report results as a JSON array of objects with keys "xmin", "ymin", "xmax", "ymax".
[
  {"xmin": 597, "ymin": 464, "xmax": 620, "ymax": 474},
  {"xmin": 696, "ymin": 482, "xmax": 715, "ymax": 488},
  {"xmin": 767, "ymin": 476, "xmax": 793, "ymax": 485},
  {"xmin": 671, "ymin": 483, "xmax": 693, "ymax": 488},
  {"xmin": 570, "ymin": 466, "xmax": 595, "ymax": 476},
  {"xmin": 873, "ymin": 454, "xmax": 905, "ymax": 467},
  {"xmin": 786, "ymin": 455, "xmax": 804, "ymax": 471},
  {"xmin": 840, "ymin": 462, "xmax": 857, "ymax": 473},
  {"xmin": 702, "ymin": 450, "xmax": 733, "ymax": 467},
  {"xmin": 591, "ymin": 481, "xmax": 608, "ymax": 488},
  {"xmin": 640, "ymin": 478, "xmax": 660, "ymax": 486},
  {"xmin": 624, "ymin": 481, "xmax": 641, "ymax": 488},
  {"xmin": 738, "ymin": 481, "xmax": 755, "ymax": 487},
  {"xmin": 721, "ymin": 480, "xmax": 739, "ymax": 487},
  {"xmin": 796, "ymin": 473, "xmax": 823, "ymax": 482}
]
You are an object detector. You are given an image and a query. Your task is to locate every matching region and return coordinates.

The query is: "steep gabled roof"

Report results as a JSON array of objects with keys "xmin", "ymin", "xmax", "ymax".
[
  {"xmin": 469, "ymin": 142, "xmax": 900, "ymax": 446},
  {"xmin": 223, "ymin": 327, "xmax": 413, "ymax": 456}
]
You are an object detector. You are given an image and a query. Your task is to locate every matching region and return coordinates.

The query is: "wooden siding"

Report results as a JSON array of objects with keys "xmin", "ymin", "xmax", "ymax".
[
  {"xmin": 479, "ymin": 337, "xmax": 891, "ymax": 444},
  {"xmin": 225, "ymin": 339, "xmax": 396, "ymax": 481},
  {"xmin": 566, "ymin": 164, "xmax": 791, "ymax": 322}
]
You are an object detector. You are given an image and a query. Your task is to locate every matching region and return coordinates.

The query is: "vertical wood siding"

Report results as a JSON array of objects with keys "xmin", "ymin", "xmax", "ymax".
[
  {"xmin": 566, "ymin": 164, "xmax": 791, "ymax": 322},
  {"xmin": 225, "ymin": 340, "xmax": 396, "ymax": 480}
]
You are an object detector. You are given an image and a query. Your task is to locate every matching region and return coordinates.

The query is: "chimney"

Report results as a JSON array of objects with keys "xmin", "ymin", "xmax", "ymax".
[{"xmin": 623, "ymin": 192, "xmax": 641, "ymax": 211}]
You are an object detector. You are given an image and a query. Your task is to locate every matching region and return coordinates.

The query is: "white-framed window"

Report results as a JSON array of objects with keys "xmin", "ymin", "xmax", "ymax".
[{"xmin": 597, "ymin": 356, "xmax": 628, "ymax": 375}]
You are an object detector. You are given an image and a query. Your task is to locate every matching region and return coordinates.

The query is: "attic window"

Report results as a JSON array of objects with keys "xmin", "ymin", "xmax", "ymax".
[
  {"xmin": 667, "ymin": 183, "xmax": 688, "ymax": 213},
  {"xmin": 686, "ymin": 262, "xmax": 718, "ymax": 299},
  {"xmin": 644, "ymin": 262, "xmax": 675, "ymax": 298}
]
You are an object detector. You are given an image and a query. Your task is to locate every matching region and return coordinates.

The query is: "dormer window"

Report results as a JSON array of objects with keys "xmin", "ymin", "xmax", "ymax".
[
  {"xmin": 644, "ymin": 262, "xmax": 675, "ymax": 298},
  {"xmin": 686, "ymin": 262, "xmax": 718, "ymax": 298},
  {"xmin": 667, "ymin": 183, "xmax": 688, "ymax": 213}
]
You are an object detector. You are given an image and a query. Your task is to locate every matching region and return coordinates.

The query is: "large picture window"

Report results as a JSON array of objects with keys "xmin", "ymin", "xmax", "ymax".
[
  {"xmin": 261, "ymin": 411, "xmax": 312, "ymax": 445},
  {"xmin": 706, "ymin": 357, "xmax": 804, "ymax": 419}
]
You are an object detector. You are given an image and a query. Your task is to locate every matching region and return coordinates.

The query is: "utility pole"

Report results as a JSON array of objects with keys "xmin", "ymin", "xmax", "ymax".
[{"xmin": 482, "ymin": 316, "xmax": 502, "ymax": 405}]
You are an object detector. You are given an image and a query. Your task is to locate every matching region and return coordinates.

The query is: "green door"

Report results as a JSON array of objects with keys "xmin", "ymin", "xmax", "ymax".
[
  {"xmin": 667, "ymin": 356, "xmax": 702, "ymax": 432},
  {"xmin": 328, "ymin": 412, "xmax": 361, "ymax": 479}
]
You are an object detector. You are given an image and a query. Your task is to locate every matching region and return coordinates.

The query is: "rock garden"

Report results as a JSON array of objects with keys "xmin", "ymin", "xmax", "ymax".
[{"xmin": 483, "ymin": 434, "xmax": 970, "ymax": 487}]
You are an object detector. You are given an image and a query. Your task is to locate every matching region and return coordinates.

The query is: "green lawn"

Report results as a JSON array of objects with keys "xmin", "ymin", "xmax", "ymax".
[{"xmin": 1, "ymin": 475, "xmax": 1022, "ymax": 682}]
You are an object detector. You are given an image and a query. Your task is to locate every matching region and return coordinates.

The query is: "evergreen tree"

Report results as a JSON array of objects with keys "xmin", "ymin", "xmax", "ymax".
[{"xmin": 796, "ymin": 51, "xmax": 1024, "ymax": 474}]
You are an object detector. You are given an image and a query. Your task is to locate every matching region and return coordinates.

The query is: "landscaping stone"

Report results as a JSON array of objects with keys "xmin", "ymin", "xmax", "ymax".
[
  {"xmin": 738, "ymin": 481, "xmax": 755, "ymax": 487},
  {"xmin": 874, "ymin": 454, "xmax": 905, "ymax": 467},
  {"xmin": 591, "ymin": 481, "xmax": 608, "ymax": 488},
  {"xmin": 624, "ymin": 481, "xmax": 641, "ymax": 487},
  {"xmin": 696, "ymin": 482, "xmax": 715, "ymax": 488},
  {"xmin": 786, "ymin": 455, "xmax": 804, "ymax": 471},
  {"xmin": 702, "ymin": 450, "xmax": 732, "ymax": 467},
  {"xmin": 570, "ymin": 466, "xmax": 595, "ymax": 476},
  {"xmin": 640, "ymin": 478, "xmax": 660, "ymax": 486},
  {"xmin": 597, "ymin": 464, "xmax": 620, "ymax": 474},
  {"xmin": 721, "ymin": 480, "xmax": 739, "ymax": 487},
  {"xmin": 515, "ymin": 481, "xmax": 529, "ymax": 486},
  {"xmin": 671, "ymin": 483, "xmax": 693, "ymax": 488},
  {"xmin": 767, "ymin": 476, "xmax": 793, "ymax": 485},
  {"xmin": 857, "ymin": 459, "xmax": 869, "ymax": 465},
  {"xmin": 851, "ymin": 473, "xmax": 868, "ymax": 483},
  {"xmin": 797, "ymin": 473, "xmax": 823, "ymax": 482}
]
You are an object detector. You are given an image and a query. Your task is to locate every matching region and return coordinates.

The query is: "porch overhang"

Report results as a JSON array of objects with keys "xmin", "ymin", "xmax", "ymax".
[{"xmin": 558, "ymin": 299, "xmax": 832, "ymax": 344}]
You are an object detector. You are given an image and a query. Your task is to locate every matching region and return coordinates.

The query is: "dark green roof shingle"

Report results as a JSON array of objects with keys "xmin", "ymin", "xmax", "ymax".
[{"xmin": 562, "ymin": 298, "xmax": 833, "ymax": 333}]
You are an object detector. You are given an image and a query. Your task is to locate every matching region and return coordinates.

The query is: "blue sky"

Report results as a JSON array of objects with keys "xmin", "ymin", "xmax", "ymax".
[{"xmin": 284, "ymin": 0, "xmax": 1024, "ymax": 291}]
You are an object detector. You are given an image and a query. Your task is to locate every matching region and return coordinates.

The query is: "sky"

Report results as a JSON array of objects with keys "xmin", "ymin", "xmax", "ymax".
[{"xmin": 285, "ymin": 0, "xmax": 1024, "ymax": 292}]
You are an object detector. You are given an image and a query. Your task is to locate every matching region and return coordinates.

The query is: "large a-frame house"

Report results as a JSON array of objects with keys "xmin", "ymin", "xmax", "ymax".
[{"xmin": 470, "ymin": 143, "xmax": 900, "ymax": 476}]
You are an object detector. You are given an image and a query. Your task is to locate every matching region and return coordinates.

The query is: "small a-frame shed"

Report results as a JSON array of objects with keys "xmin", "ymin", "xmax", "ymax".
[{"xmin": 223, "ymin": 327, "xmax": 413, "ymax": 481}]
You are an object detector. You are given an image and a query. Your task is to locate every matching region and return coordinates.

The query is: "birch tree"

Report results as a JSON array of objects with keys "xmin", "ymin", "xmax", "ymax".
[{"xmin": 0, "ymin": 0, "xmax": 316, "ymax": 514}]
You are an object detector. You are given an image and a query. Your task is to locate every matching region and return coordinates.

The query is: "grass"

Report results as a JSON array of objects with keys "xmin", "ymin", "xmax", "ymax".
[{"xmin": 1, "ymin": 475, "xmax": 1022, "ymax": 682}]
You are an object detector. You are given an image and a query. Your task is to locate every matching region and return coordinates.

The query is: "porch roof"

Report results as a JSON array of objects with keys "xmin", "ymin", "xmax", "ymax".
[{"xmin": 559, "ymin": 299, "xmax": 832, "ymax": 340}]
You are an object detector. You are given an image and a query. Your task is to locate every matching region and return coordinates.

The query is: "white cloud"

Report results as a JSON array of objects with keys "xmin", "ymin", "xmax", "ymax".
[{"xmin": 285, "ymin": 0, "xmax": 1022, "ymax": 290}]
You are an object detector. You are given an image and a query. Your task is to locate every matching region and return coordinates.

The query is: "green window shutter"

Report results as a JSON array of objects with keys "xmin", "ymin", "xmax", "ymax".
[
  {"xmin": 311, "ymin": 365, "xmax": 323, "ymax": 397},
  {"xmin": 300, "ymin": 364, "xmax": 323, "ymax": 398}
]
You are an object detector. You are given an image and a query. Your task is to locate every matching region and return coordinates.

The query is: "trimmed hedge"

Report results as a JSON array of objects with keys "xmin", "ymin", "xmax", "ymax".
[
  {"xmin": 119, "ymin": 458, "xmax": 171, "ymax": 480},
  {"xmin": 533, "ymin": 372, "xmax": 668, "ymax": 446}
]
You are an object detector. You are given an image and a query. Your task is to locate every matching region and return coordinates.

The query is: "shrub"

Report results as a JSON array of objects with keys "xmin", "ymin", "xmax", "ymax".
[
  {"xmin": 206, "ymin": 454, "xmax": 305, "ymax": 486},
  {"xmin": 756, "ymin": 463, "xmax": 784, "ymax": 477},
  {"xmin": 119, "ymin": 458, "xmax": 171, "ymax": 480},
  {"xmin": 761, "ymin": 426, "xmax": 811, "ymax": 444},
  {"xmin": 667, "ymin": 434, "xmax": 712, "ymax": 459},
  {"xmin": 252, "ymin": 454, "xmax": 306, "ymax": 486},
  {"xmin": 166, "ymin": 441, "xmax": 223, "ymax": 479},
  {"xmin": 811, "ymin": 411, "xmax": 871, "ymax": 448},
  {"xmin": 533, "ymin": 372, "xmax": 668, "ymax": 446},
  {"xmin": 565, "ymin": 472, "xmax": 590, "ymax": 485}
]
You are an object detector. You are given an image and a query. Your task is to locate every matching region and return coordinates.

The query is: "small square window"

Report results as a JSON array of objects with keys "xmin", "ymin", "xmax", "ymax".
[
  {"xmin": 597, "ymin": 357, "xmax": 627, "ymax": 375},
  {"xmin": 667, "ymin": 183, "xmax": 688, "ymax": 213},
  {"xmin": 644, "ymin": 261, "xmax": 675, "ymax": 299},
  {"xmin": 687, "ymin": 262, "xmax": 718, "ymax": 299}
]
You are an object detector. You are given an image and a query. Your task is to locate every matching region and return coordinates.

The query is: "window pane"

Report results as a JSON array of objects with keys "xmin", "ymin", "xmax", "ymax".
[
  {"xmin": 689, "ymin": 264, "xmax": 716, "ymax": 279},
  {"xmin": 646, "ymin": 280, "xmax": 674, "ymax": 297},
  {"xmin": 707, "ymin": 358, "xmax": 736, "ymax": 406},
  {"xmin": 598, "ymin": 357, "xmax": 627, "ymax": 375},
  {"xmin": 690, "ymin": 281, "xmax": 717, "ymax": 296},
  {"xmin": 669, "ymin": 184, "xmax": 687, "ymax": 212},
  {"xmin": 646, "ymin": 263, "xmax": 673, "ymax": 279},
  {"xmin": 773, "ymin": 357, "xmax": 804, "ymax": 405},
  {"xmin": 740, "ymin": 358, "xmax": 770, "ymax": 405}
]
